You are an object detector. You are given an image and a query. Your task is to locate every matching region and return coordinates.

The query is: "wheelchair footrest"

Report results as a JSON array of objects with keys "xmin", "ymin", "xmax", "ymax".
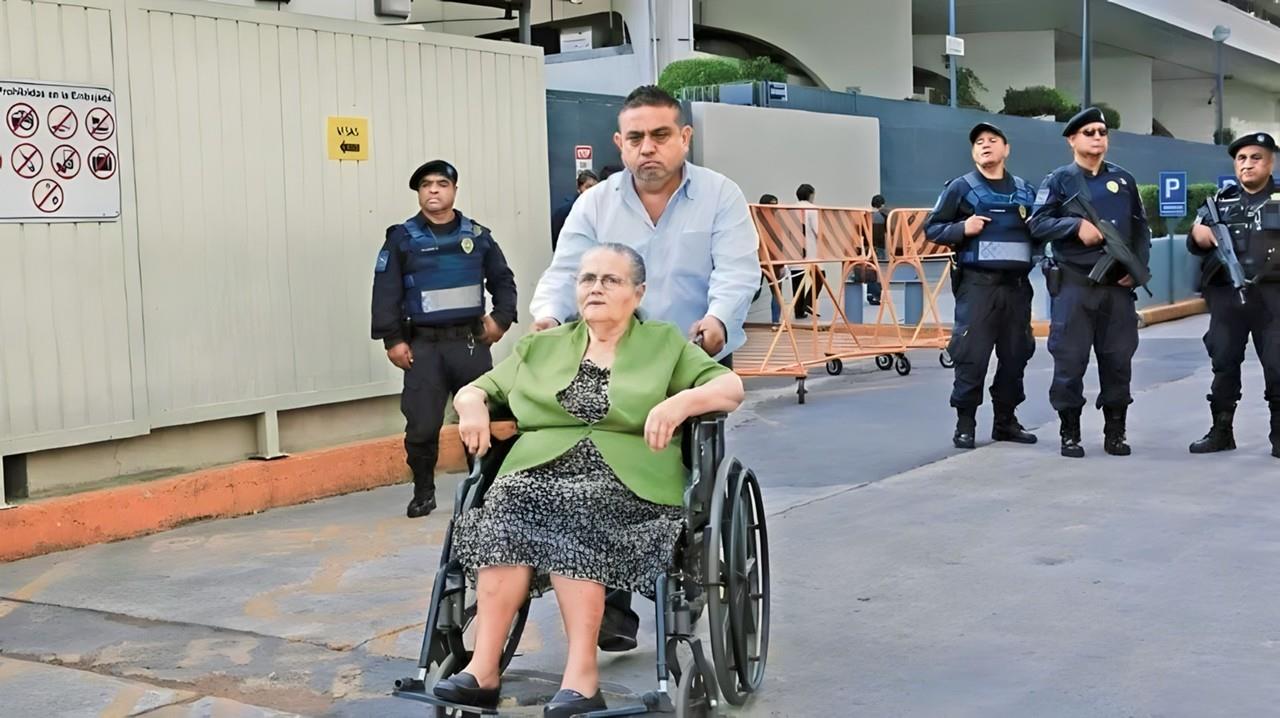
[{"xmin": 391, "ymin": 688, "xmax": 501, "ymax": 716}]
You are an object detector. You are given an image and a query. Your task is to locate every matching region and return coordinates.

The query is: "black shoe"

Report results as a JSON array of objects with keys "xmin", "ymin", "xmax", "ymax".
[
  {"xmin": 544, "ymin": 689, "xmax": 607, "ymax": 717},
  {"xmin": 1102, "ymin": 406, "xmax": 1131, "ymax": 456},
  {"xmin": 992, "ymin": 408, "xmax": 1038, "ymax": 445},
  {"xmin": 1059, "ymin": 410, "xmax": 1084, "ymax": 458},
  {"xmin": 953, "ymin": 408, "xmax": 976, "ymax": 450},
  {"xmin": 406, "ymin": 495, "xmax": 437, "ymax": 519},
  {"xmin": 596, "ymin": 603, "xmax": 639, "ymax": 652},
  {"xmin": 1270, "ymin": 402, "xmax": 1280, "ymax": 458},
  {"xmin": 1189, "ymin": 403, "xmax": 1236, "ymax": 454},
  {"xmin": 433, "ymin": 672, "xmax": 500, "ymax": 709}
]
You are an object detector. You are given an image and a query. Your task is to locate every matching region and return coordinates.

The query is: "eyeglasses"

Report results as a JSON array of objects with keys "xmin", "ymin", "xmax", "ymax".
[
  {"xmin": 1080, "ymin": 127, "xmax": 1109, "ymax": 138},
  {"xmin": 576, "ymin": 273, "xmax": 630, "ymax": 290}
]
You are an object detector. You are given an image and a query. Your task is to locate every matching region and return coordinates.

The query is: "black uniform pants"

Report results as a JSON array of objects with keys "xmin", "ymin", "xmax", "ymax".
[
  {"xmin": 401, "ymin": 333, "xmax": 492, "ymax": 498},
  {"xmin": 1047, "ymin": 281, "xmax": 1139, "ymax": 412},
  {"xmin": 1203, "ymin": 282, "xmax": 1280, "ymax": 406},
  {"xmin": 948, "ymin": 273, "xmax": 1036, "ymax": 410}
]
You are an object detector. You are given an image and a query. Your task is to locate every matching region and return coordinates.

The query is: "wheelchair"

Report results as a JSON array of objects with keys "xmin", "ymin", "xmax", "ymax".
[{"xmin": 393, "ymin": 414, "xmax": 770, "ymax": 717}]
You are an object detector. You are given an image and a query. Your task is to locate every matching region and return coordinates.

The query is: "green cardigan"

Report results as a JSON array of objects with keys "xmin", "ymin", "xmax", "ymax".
[{"xmin": 469, "ymin": 318, "xmax": 731, "ymax": 506}]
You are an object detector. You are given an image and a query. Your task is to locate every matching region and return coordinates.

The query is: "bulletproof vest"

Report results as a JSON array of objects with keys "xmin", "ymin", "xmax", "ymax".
[
  {"xmin": 955, "ymin": 172, "xmax": 1035, "ymax": 271},
  {"xmin": 1214, "ymin": 191, "xmax": 1280, "ymax": 283},
  {"xmin": 399, "ymin": 214, "xmax": 487, "ymax": 324}
]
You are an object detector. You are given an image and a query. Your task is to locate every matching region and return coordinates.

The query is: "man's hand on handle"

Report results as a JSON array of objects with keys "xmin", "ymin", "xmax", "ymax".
[
  {"xmin": 532, "ymin": 317, "xmax": 561, "ymax": 333},
  {"xmin": 387, "ymin": 342, "xmax": 413, "ymax": 370},
  {"xmin": 689, "ymin": 316, "xmax": 727, "ymax": 357}
]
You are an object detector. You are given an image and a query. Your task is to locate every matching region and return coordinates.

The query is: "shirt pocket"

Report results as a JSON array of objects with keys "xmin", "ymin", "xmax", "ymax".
[{"xmin": 676, "ymin": 230, "xmax": 714, "ymax": 276}]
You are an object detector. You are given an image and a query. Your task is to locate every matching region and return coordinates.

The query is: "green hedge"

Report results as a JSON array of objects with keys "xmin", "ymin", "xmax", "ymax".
[
  {"xmin": 999, "ymin": 86, "xmax": 1122, "ymax": 130},
  {"xmin": 658, "ymin": 56, "xmax": 787, "ymax": 95},
  {"xmin": 1138, "ymin": 182, "xmax": 1216, "ymax": 236}
]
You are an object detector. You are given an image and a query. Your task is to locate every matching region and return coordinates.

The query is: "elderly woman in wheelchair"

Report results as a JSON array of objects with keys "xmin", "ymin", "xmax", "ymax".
[{"xmin": 434, "ymin": 243, "xmax": 746, "ymax": 716}]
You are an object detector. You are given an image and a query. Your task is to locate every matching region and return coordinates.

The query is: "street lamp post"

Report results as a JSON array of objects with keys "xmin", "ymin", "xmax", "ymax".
[
  {"xmin": 1213, "ymin": 24, "xmax": 1231, "ymax": 144},
  {"xmin": 1081, "ymin": 0, "xmax": 1092, "ymax": 107},
  {"xmin": 949, "ymin": 0, "xmax": 958, "ymax": 108}
]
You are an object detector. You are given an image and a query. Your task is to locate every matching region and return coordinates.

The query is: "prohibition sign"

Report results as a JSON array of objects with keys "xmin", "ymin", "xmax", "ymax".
[
  {"xmin": 52, "ymin": 144, "xmax": 81, "ymax": 179},
  {"xmin": 88, "ymin": 146, "xmax": 117, "ymax": 179},
  {"xmin": 12, "ymin": 143, "xmax": 43, "ymax": 178},
  {"xmin": 7, "ymin": 102, "xmax": 38, "ymax": 138},
  {"xmin": 48, "ymin": 105, "xmax": 78, "ymax": 139},
  {"xmin": 86, "ymin": 107, "xmax": 114, "ymax": 140},
  {"xmin": 32, "ymin": 179, "xmax": 64, "ymax": 214}
]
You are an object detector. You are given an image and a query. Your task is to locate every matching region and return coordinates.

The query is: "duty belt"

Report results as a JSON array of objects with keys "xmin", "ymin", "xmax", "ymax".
[
  {"xmin": 413, "ymin": 321, "xmax": 480, "ymax": 341},
  {"xmin": 962, "ymin": 267, "xmax": 1029, "ymax": 286}
]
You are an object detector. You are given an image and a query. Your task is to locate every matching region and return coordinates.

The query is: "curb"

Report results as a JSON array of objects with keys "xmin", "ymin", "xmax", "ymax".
[
  {"xmin": 1031, "ymin": 298, "xmax": 1205, "ymax": 337},
  {"xmin": 0, "ymin": 422, "xmax": 515, "ymax": 563}
]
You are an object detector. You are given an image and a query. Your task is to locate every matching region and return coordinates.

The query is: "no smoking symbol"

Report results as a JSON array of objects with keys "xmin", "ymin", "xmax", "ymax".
[
  {"xmin": 48, "ymin": 105, "xmax": 78, "ymax": 139},
  {"xmin": 7, "ymin": 102, "xmax": 38, "ymax": 138},
  {"xmin": 33, "ymin": 179, "xmax": 64, "ymax": 214},
  {"xmin": 12, "ymin": 143, "xmax": 43, "ymax": 178}
]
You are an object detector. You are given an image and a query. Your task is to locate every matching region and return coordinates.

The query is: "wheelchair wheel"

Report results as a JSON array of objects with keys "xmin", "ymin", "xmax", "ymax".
[
  {"xmin": 675, "ymin": 659, "xmax": 713, "ymax": 718},
  {"xmin": 894, "ymin": 353, "xmax": 912, "ymax": 376},
  {"xmin": 875, "ymin": 354, "xmax": 893, "ymax": 371},
  {"xmin": 939, "ymin": 350, "xmax": 954, "ymax": 369},
  {"xmin": 726, "ymin": 470, "xmax": 769, "ymax": 696}
]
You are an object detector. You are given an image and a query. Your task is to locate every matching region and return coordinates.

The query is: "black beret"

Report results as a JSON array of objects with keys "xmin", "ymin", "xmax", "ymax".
[
  {"xmin": 1062, "ymin": 106, "xmax": 1107, "ymax": 137},
  {"xmin": 1227, "ymin": 132, "xmax": 1277, "ymax": 158},
  {"xmin": 409, "ymin": 160, "xmax": 458, "ymax": 190},
  {"xmin": 969, "ymin": 121, "xmax": 1007, "ymax": 144}
]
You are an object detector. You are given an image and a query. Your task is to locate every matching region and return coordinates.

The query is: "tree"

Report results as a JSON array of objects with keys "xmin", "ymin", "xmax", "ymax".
[{"xmin": 658, "ymin": 56, "xmax": 788, "ymax": 95}]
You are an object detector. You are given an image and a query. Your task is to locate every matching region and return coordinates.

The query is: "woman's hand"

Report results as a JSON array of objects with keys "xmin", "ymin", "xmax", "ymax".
[
  {"xmin": 645, "ymin": 395, "xmax": 690, "ymax": 451},
  {"xmin": 454, "ymin": 387, "xmax": 491, "ymax": 457}
]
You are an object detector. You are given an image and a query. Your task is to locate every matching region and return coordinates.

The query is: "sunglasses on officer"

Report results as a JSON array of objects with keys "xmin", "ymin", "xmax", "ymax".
[{"xmin": 1079, "ymin": 127, "xmax": 1108, "ymax": 138}]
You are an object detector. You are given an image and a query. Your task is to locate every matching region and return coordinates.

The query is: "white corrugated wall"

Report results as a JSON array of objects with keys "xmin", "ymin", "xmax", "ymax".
[{"xmin": 0, "ymin": 0, "xmax": 551, "ymax": 456}]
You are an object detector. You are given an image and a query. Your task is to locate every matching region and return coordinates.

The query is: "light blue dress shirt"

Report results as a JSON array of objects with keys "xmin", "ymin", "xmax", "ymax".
[{"xmin": 530, "ymin": 162, "xmax": 760, "ymax": 358}]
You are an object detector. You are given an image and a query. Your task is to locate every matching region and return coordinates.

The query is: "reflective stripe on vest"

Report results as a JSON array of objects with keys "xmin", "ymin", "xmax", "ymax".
[
  {"xmin": 399, "ymin": 214, "xmax": 487, "ymax": 324},
  {"xmin": 957, "ymin": 171, "xmax": 1035, "ymax": 271}
]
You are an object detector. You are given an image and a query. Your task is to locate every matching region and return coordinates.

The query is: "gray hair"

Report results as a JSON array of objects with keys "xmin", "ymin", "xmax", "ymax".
[{"xmin": 582, "ymin": 243, "xmax": 646, "ymax": 286}]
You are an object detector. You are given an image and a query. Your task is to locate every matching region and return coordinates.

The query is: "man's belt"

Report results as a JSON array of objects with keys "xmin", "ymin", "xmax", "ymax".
[{"xmin": 412, "ymin": 321, "xmax": 480, "ymax": 341}]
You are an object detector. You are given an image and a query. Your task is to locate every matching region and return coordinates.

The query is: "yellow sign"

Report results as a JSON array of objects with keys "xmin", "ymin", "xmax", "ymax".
[{"xmin": 327, "ymin": 116, "xmax": 369, "ymax": 161}]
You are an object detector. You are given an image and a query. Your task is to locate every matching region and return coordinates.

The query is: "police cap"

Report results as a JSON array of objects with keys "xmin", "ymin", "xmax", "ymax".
[
  {"xmin": 1227, "ymin": 132, "xmax": 1277, "ymax": 158},
  {"xmin": 969, "ymin": 121, "xmax": 1007, "ymax": 144},
  {"xmin": 409, "ymin": 160, "xmax": 459, "ymax": 190},
  {"xmin": 1062, "ymin": 106, "xmax": 1107, "ymax": 137}
]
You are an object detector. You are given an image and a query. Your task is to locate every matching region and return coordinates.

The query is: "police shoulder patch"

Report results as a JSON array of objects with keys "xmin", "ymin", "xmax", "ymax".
[
  {"xmin": 1034, "ymin": 187, "xmax": 1051, "ymax": 206},
  {"xmin": 470, "ymin": 220, "xmax": 489, "ymax": 236},
  {"xmin": 375, "ymin": 250, "xmax": 390, "ymax": 273}
]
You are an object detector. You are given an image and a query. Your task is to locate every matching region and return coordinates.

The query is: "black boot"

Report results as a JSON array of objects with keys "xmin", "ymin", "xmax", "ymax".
[
  {"xmin": 1189, "ymin": 401, "xmax": 1237, "ymax": 454},
  {"xmin": 1059, "ymin": 410, "xmax": 1084, "ymax": 458},
  {"xmin": 1270, "ymin": 401, "xmax": 1280, "ymax": 459},
  {"xmin": 406, "ymin": 457, "xmax": 437, "ymax": 519},
  {"xmin": 1102, "ymin": 406, "xmax": 1131, "ymax": 456},
  {"xmin": 953, "ymin": 407, "xmax": 977, "ymax": 449},
  {"xmin": 992, "ymin": 405, "xmax": 1038, "ymax": 444}
]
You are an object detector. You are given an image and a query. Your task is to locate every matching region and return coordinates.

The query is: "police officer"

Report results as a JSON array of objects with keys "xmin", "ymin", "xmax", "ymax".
[
  {"xmin": 1029, "ymin": 107, "xmax": 1151, "ymax": 458},
  {"xmin": 371, "ymin": 160, "xmax": 518, "ymax": 517},
  {"xmin": 926, "ymin": 122, "xmax": 1038, "ymax": 450},
  {"xmin": 1187, "ymin": 132, "xmax": 1280, "ymax": 459}
]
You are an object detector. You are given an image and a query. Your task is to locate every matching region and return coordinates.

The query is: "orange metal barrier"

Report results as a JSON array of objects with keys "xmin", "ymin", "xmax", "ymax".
[
  {"xmin": 885, "ymin": 208, "xmax": 954, "ymax": 367},
  {"xmin": 740, "ymin": 204, "xmax": 910, "ymax": 402}
]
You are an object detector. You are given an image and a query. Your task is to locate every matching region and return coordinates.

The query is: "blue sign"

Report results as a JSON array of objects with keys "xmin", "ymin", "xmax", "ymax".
[
  {"xmin": 1218, "ymin": 174, "xmax": 1238, "ymax": 191},
  {"xmin": 1158, "ymin": 171, "xmax": 1187, "ymax": 217}
]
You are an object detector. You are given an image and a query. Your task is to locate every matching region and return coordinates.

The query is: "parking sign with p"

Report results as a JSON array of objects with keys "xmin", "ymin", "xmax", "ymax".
[{"xmin": 1158, "ymin": 171, "xmax": 1187, "ymax": 218}]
